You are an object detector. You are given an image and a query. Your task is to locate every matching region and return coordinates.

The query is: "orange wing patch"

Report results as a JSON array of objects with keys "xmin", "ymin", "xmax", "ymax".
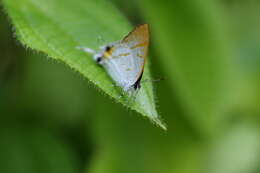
[
  {"xmin": 130, "ymin": 42, "xmax": 148, "ymax": 49},
  {"xmin": 118, "ymin": 53, "xmax": 130, "ymax": 57},
  {"xmin": 122, "ymin": 23, "xmax": 149, "ymax": 68},
  {"xmin": 123, "ymin": 24, "xmax": 149, "ymax": 52},
  {"xmin": 122, "ymin": 24, "xmax": 149, "ymax": 81}
]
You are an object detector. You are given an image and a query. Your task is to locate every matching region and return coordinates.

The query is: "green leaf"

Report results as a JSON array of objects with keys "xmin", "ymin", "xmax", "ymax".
[
  {"xmin": 227, "ymin": 1, "xmax": 260, "ymax": 117},
  {"xmin": 2, "ymin": 0, "xmax": 165, "ymax": 129},
  {"xmin": 207, "ymin": 123, "xmax": 260, "ymax": 173},
  {"xmin": 0, "ymin": 126, "xmax": 79, "ymax": 173},
  {"xmin": 88, "ymin": 93, "xmax": 204, "ymax": 173},
  {"xmin": 139, "ymin": 0, "xmax": 233, "ymax": 134}
]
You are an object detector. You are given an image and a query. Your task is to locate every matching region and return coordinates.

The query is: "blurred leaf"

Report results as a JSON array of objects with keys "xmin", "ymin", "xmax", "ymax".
[
  {"xmin": 2, "ymin": 0, "xmax": 165, "ymax": 129},
  {"xmin": 0, "ymin": 126, "xmax": 79, "ymax": 173},
  {"xmin": 206, "ymin": 123, "xmax": 260, "ymax": 173},
  {"xmin": 18, "ymin": 54, "xmax": 92, "ymax": 126},
  {"xmin": 226, "ymin": 0, "xmax": 260, "ymax": 117},
  {"xmin": 88, "ymin": 94, "xmax": 203, "ymax": 173},
  {"xmin": 139, "ymin": 0, "xmax": 233, "ymax": 134}
]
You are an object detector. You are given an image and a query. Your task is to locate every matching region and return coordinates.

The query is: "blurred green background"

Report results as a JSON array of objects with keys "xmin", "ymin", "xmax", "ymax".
[{"xmin": 1, "ymin": 0, "xmax": 260, "ymax": 173}]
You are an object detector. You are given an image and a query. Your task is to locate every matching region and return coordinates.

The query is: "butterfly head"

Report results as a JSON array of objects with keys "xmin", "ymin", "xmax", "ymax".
[
  {"xmin": 93, "ymin": 45, "xmax": 115, "ymax": 64},
  {"xmin": 93, "ymin": 53, "xmax": 103, "ymax": 64}
]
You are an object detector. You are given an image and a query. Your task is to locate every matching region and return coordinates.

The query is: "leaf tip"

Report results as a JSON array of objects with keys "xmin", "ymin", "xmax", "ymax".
[{"xmin": 153, "ymin": 117, "xmax": 167, "ymax": 131}]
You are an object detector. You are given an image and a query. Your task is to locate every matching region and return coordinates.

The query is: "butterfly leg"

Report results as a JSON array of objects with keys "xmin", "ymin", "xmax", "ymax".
[{"xmin": 124, "ymin": 87, "xmax": 140, "ymax": 107}]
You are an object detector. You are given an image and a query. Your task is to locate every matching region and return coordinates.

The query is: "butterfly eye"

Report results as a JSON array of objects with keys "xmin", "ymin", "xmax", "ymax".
[{"xmin": 96, "ymin": 57, "xmax": 102, "ymax": 63}]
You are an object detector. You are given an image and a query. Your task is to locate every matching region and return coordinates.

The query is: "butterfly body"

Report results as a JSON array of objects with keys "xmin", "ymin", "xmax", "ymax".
[{"xmin": 79, "ymin": 24, "xmax": 149, "ymax": 94}]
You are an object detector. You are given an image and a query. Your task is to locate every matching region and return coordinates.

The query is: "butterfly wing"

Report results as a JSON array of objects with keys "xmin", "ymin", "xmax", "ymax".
[
  {"xmin": 120, "ymin": 24, "xmax": 149, "ymax": 85},
  {"xmin": 122, "ymin": 24, "xmax": 149, "ymax": 69},
  {"xmin": 102, "ymin": 24, "xmax": 149, "ymax": 91},
  {"xmin": 123, "ymin": 24, "xmax": 149, "ymax": 47}
]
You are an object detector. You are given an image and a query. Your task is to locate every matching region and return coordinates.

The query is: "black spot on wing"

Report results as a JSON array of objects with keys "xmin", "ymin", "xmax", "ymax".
[{"xmin": 132, "ymin": 70, "xmax": 143, "ymax": 90}]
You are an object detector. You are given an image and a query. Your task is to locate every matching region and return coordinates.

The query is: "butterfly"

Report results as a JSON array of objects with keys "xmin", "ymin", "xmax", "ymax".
[{"xmin": 78, "ymin": 24, "xmax": 149, "ymax": 96}]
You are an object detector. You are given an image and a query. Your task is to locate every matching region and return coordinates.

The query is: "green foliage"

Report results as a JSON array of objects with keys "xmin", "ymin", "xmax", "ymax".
[
  {"xmin": 0, "ymin": 126, "xmax": 79, "ymax": 173},
  {"xmin": 139, "ymin": 0, "xmax": 233, "ymax": 135},
  {"xmin": 2, "ymin": 0, "xmax": 165, "ymax": 129},
  {"xmin": 1, "ymin": 0, "xmax": 260, "ymax": 173}
]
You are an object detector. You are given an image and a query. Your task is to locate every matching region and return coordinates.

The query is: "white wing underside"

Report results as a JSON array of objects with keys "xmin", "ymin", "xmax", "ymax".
[
  {"xmin": 102, "ymin": 41, "xmax": 145, "ymax": 91},
  {"xmin": 98, "ymin": 24, "xmax": 149, "ymax": 91}
]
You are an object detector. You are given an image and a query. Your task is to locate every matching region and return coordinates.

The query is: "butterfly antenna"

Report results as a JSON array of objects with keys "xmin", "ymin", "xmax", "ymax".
[
  {"xmin": 97, "ymin": 36, "xmax": 105, "ymax": 45},
  {"xmin": 76, "ymin": 46, "xmax": 95, "ymax": 54},
  {"xmin": 141, "ymin": 77, "xmax": 166, "ymax": 84}
]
